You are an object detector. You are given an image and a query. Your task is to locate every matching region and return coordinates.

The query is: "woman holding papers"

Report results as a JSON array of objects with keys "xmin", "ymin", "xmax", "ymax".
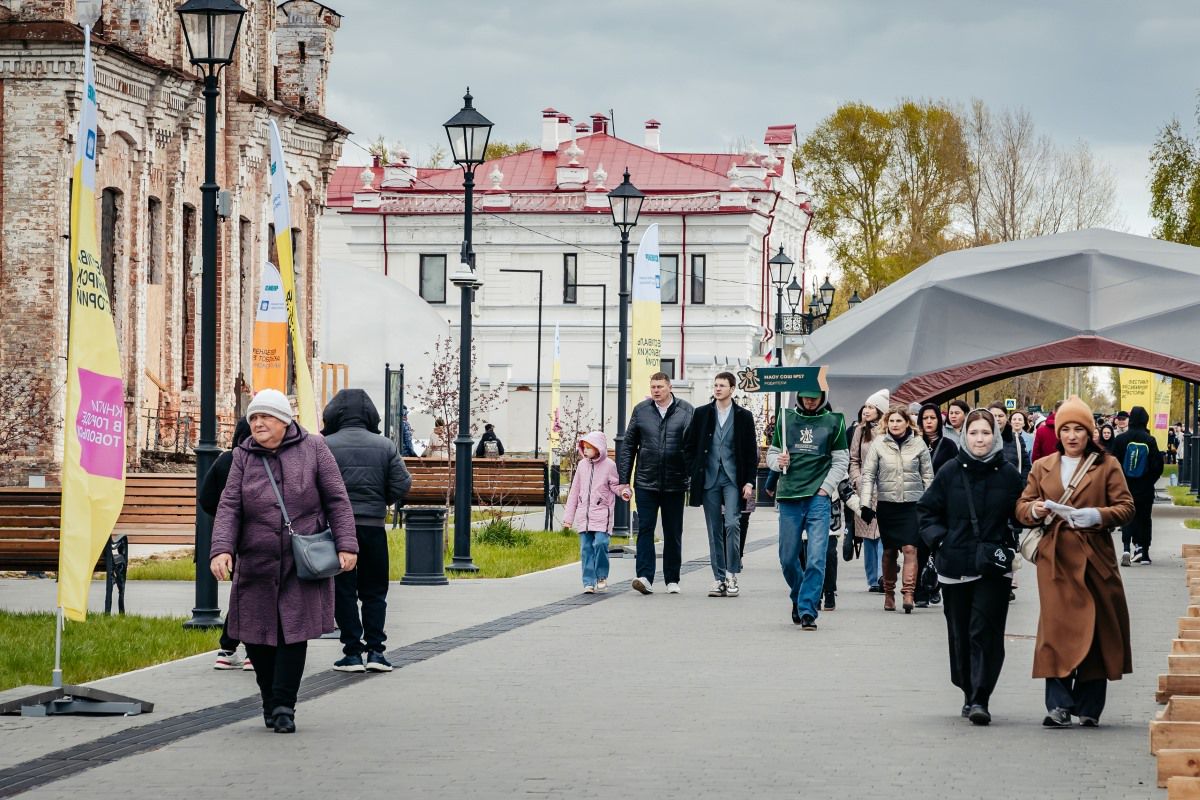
[{"xmin": 1015, "ymin": 396, "xmax": 1134, "ymax": 729}]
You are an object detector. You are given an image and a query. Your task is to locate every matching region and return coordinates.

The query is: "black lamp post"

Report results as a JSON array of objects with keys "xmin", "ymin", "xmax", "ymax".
[
  {"xmin": 768, "ymin": 246, "xmax": 795, "ymax": 415},
  {"xmin": 575, "ymin": 283, "xmax": 609, "ymax": 426},
  {"xmin": 444, "ymin": 89, "xmax": 492, "ymax": 572},
  {"xmin": 177, "ymin": 0, "xmax": 245, "ymax": 629},
  {"xmin": 498, "ymin": 268, "xmax": 544, "ymax": 457},
  {"xmin": 608, "ymin": 169, "xmax": 644, "ymax": 539}
]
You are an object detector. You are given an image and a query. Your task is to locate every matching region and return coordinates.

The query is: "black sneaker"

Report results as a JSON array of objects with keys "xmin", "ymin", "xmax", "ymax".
[
  {"xmin": 333, "ymin": 653, "xmax": 366, "ymax": 673},
  {"xmin": 916, "ymin": 599, "xmax": 930, "ymax": 609},
  {"xmin": 1009, "ymin": 590, "xmax": 1016, "ymax": 602},
  {"xmin": 930, "ymin": 590, "xmax": 941, "ymax": 606},
  {"xmin": 824, "ymin": 591, "xmax": 836, "ymax": 611},
  {"xmin": 791, "ymin": 604, "xmax": 802, "ymax": 625},
  {"xmin": 366, "ymin": 652, "xmax": 393, "ymax": 673},
  {"xmin": 271, "ymin": 706, "xmax": 296, "ymax": 734},
  {"xmin": 800, "ymin": 614, "xmax": 818, "ymax": 631},
  {"xmin": 1078, "ymin": 716, "xmax": 1100, "ymax": 728},
  {"xmin": 868, "ymin": 581, "xmax": 884, "ymax": 594},
  {"xmin": 968, "ymin": 705, "xmax": 991, "ymax": 726},
  {"xmin": 1042, "ymin": 708, "xmax": 1072, "ymax": 728},
  {"xmin": 961, "ymin": 704, "xmax": 971, "ymax": 718}
]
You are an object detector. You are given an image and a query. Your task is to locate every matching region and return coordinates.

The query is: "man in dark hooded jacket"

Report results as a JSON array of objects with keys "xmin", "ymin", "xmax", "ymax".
[
  {"xmin": 322, "ymin": 389, "xmax": 412, "ymax": 672},
  {"xmin": 1110, "ymin": 405, "xmax": 1164, "ymax": 565}
]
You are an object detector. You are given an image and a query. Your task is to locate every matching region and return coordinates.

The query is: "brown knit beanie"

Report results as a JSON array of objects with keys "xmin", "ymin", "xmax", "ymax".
[{"xmin": 1054, "ymin": 395, "xmax": 1095, "ymax": 436}]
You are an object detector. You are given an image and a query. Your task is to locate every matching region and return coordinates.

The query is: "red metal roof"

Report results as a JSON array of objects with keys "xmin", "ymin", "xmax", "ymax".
[
  {"xmin": 764, "ymin": 124, "xmax": 797, "ymax": 145},
  {"xmin": 327, "ymin": 164, "xmax": 453, "ymax": 205},
  {"xmin": 664, "ymin": 152, "xmax": 739, "ymax": 176}
]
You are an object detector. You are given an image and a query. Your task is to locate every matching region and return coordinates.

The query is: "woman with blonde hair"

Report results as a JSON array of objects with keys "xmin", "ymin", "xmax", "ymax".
[
  {"xmin": 860, "ymin": 403, "xmax": 934, "ymax": 613},
  {"xmin": 1015, "ymin": 396, "xmax": 1134, "ymax": 728}
]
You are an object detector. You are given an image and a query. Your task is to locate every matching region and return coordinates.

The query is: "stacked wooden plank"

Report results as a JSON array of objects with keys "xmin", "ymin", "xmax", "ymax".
[{"xmin": 1152, "ymin": 543, "xmax": 1200, "ymax": 796}]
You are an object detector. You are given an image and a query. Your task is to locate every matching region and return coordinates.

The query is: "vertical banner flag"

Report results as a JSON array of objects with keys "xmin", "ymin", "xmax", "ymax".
[
  {"xmin": 268, "ymin": 120, "xmax": 318, "ymax": 429},
  {"xmin": 630, "ymin": 223, "xmax": 662, "ymax": 406},
  {"xmin": 59, "ymin": 26, "xmax": 126, "ymax": 622},
  {"xmin": 1154, "ymin": 374, "xmax": 1173, "ymax": 451},
  {"xmin": 548, "ymin": 322, "xmax": 561, "ymax": 461},
  {"xmin": 1118, "ymin": 368, "xmax": 1155, "ymax": 425},
  {"xmin": 251, "ymin": 262, "xmax": 288, "ymax": 393}
]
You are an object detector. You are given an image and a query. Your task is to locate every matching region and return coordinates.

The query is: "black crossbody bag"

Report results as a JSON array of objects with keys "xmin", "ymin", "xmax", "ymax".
[{"xmin": 961, "ymin": 470, "xmax": 1015, "ymax": 576}]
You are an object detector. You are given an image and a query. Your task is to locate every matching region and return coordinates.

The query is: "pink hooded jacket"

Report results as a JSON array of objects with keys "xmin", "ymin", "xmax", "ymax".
[{"xmin": 564, "ymin": 431, "xmax": 621, "ymax": 533}]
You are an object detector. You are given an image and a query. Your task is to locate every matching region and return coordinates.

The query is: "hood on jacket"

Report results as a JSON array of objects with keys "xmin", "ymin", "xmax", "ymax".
[
  {"xmin": 957, "ymin": 408, "xmax": 1005, "ymax": 464},
  {"xmin": 918, "ymin": 402, "xmax": 944, "ymax": 445},
  {"xmin": 232, "ymin": 417, "xmax": 252, "ymax": 448},
  {"xmin": 321, "ymin": 388, "xmax": 382, "ymax": 435},
  {"xmin": 578, "ymin": 431, "xmax": 609, "ymax": 462},
  {"xmin": 1129, "ymin": 406, "xmax": 1150, "ymax": 430}
]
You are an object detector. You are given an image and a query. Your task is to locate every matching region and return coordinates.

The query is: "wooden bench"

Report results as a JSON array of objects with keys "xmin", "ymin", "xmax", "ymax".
[{"xmin": 402, "ymin": 458, "xmax": 548, "ymax": 507}]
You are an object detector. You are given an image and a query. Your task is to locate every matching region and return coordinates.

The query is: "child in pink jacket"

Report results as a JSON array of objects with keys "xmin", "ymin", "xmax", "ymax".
[{"xmin": 563, "ymin": 431, "xmax": 622, "ymax": 593}]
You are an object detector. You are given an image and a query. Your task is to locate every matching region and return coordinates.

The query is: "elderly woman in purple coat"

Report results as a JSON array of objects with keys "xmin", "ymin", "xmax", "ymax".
[{"xmin": 211, "ymin": 389, "xmax": 358, "ymax": 733}]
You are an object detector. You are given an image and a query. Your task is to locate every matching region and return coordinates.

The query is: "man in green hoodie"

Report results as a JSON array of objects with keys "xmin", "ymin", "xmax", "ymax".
[{"xmin": 766, "ymin": 387, "xmax": 848, "ymax": 630}]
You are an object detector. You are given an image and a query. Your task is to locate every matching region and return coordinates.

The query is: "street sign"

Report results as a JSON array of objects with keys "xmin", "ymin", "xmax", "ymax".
[
  {"xmin": 737, "ymin": 365, "xmax": 828, "ymax": 394},
  {"xmin": 1004, "ymin": 398, "xmax": 1017, "ymax": 411},
  {"xmin": 1028, "ymin": 404, "xmax": 1044, "ymax": 414}
]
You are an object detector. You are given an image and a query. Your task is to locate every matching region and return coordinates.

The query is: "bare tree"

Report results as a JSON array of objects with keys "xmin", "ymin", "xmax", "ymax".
[{"xmin": 0, "ymin": 344, "xmax": 62, "ymax": 462}]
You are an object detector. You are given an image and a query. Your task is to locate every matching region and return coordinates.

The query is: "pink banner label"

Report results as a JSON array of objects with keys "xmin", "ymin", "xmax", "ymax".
[{"xmin": 76, "ymin": 368, "xmax": 124, "ymax": 479}]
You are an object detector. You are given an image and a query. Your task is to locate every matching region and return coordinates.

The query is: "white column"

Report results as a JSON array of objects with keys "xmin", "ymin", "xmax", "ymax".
[
  {"xmin": 487, "ymin": 363, "xmax": 512, "ymax": 446},
  {"xmin": 588, "ymin": 363, "xmax": 605, "ymax": 432}
]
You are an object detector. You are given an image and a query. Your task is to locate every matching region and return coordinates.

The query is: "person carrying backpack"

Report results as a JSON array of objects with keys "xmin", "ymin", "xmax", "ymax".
[{"xmin": 1110, "ymin": 406, "xmax": 1164, "ymax": 565}]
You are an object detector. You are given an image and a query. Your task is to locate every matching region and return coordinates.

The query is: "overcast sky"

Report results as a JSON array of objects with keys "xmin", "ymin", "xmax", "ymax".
[{"xmin": 325, "ymin": 0, "xmax": 1200, "ymax": 271}]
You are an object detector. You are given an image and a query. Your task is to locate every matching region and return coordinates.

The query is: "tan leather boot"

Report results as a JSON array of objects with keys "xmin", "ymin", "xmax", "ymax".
[
  {"xmin": 883, "ymin": 548, "xmax": 898, "ymax": 611},
  {"xmin": 901, "ymin": 545, "xmax": 918, "ymax": 614}
]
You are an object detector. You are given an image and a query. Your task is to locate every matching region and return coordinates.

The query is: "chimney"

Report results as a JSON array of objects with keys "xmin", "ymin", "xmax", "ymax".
[
  {"xmin": 591, "ymin": 113, "xmax": 609, "ymax": 135},
  {"xmin": 558, "ymin": 115, "xmax": 573, "ymax": 146},
  {"xmin": 575, "ymin": 122, "xmax": 589, "ymax": 136},
  {"xmin": 644, "ymin": 119, "xmax": 661, "ymax": 152},
  {"xmin": 541, "ymin": 108, "xmax": 560, "ymax": 153}
]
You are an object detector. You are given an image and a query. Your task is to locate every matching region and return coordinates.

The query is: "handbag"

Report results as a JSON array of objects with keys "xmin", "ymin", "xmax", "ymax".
[
  {"xmin": 261, "ymin": 456, "xmax": 341, "ymax": 581},
  {"xmin": 1018, "ymin": 452, "xmax": 1098, "ymax": 564},
  {"xmin": 961, "ymin": 471, "xmax": 1014, "ymax": 576}
]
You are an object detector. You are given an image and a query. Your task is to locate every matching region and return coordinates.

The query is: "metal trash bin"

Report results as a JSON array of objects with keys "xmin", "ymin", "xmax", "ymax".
[{"xmin": 401, "ymin": 506, "xmax": 449, "ymax": 586}]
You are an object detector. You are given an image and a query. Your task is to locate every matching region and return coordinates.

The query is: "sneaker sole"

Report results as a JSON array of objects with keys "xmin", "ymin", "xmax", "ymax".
[
  {"xmin": 365, "ymin": 664, "xmax": 393, "ymax": 673},
  {"xmin": 1042, "ymin": 716, "xmax": 1071, "ymax": 728},
  {"xmin": 968, "ymin": 711, "xmax": 991, "ymax": 726},
  {"xmin": 213, "ymin": 662, "xmax": 240, "ymax": 670},
  {"xmin": 333, "ymin": 664, "xmax": 367, "ymax": 673},
  {"xmin": 1120, "ymin": 553, "xmax": 1131, "ymax": 566},
  {"xmin": 632, "ymin": 580, "xmax": 652, "ymax": 595}
]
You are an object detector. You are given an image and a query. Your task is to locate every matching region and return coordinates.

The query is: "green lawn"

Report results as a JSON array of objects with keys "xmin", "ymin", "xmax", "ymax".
[
  {"xmin": 1170, "ymin": 486, "xmax": 1200, "ymax": 507},
  {"xmin": 0, "ymin": 611, "xmax": 219, "ymax": 692},
  {"xmin": 123, "ymin": 527, "xmax": 624, "ymax": 581},
  {"xmin": 1185, "ymin": 519, "xmax": 1200, "ymax": 530}
]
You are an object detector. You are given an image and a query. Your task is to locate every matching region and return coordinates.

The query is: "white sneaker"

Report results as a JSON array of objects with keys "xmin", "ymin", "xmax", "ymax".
[
  {"xmin": 726, "ymin": 576, "xmax": 740, "ymax": 597},
  {"xmin": 666, "ymin": 583, "xmax": 681, "ymax": 594},
  {"xmin": 632, "ymin": 577, "xmax": 654, "ymax": 594},
  {"xmin": 596, "ymin": 579, "xmax": 608, "ymax": 592},
  {"xmin": 242, "ymin": 656, "xmax": 254, "ymax": 672},
  {"xmin": 708, "ymin": 581, "xmax": 726, "ymax": 597},
  {"xmin": 1120, "ymin": 550, "xmax": 1131, "ymax": 567},
  {"xmin": 214, "ymin": 650, "xmax": 242, "ymax": 670},
  {"xmin": 583, "ymin": 585, "xmax": 595, "ymax": 594}
]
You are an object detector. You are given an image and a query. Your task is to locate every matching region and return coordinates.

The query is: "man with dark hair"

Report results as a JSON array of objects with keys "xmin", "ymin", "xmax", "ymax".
[
  {"xmin": 944, "ymin": 399, "xmax": 970, "ymax": 447},
  {"xmin": 685, "ymin": 372, "xmax": 758, "ymax": 597},
  {"xmin": 1111, "ymin": 405, "xmax": 1164, "ymax": 565},
  {"xmin": 618, "ymin": 372, "xmax": 694, "ymax": 594}
]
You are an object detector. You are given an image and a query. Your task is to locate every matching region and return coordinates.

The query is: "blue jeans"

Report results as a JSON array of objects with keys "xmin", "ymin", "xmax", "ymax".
[
  {"xmin": 778, "ymin": 494, "xmax": 831, "ymax": 619},
  {"xmin": 580, "ymin": 532, "xmax": 611, "ymax": 587},
  {"xmin": 863, "ymin": 538, "xmax": 883, "ymax": 588}
]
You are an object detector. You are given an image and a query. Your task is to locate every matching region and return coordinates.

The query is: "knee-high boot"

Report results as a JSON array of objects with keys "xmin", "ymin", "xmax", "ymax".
[
  {"xmin": 883, "ymin": 547, "xmax": 899, "ymax": 611},
  {"xmin": 901, "ymin": 545, "xmax": 918, "ymax": 614}
]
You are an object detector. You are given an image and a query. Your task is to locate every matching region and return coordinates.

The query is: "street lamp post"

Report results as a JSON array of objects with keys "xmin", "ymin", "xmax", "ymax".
[
  {"xmin": 499, "ymin": 268, "xmax": 544, "ymax": 457},
  {"xmin": 444, "ymin": 89, "xmax": 493, "ymax": 573},
  {"xmin": 575, "ymin": 283, "xmax": 608, "ymax": 428},
  {"xmin": 177, "ymin": 0, "xmax": 246, "ymax": 629},
  {"xmin": 768, "ymin": 246, "xmax": 795, "ymax": 415},
  {"xmin": 608, "ymin": 169, "xmax": 644, "ymax": 539}
]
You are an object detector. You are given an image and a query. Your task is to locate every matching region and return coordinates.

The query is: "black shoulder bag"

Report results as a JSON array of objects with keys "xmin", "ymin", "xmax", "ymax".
[
  {"xmin": 961, "ymin": 470, "xmax": 1015, "ymax": 576},
  {"xmin": 261, "ymin": 456, "xmax": 341, "ymax": 581}
]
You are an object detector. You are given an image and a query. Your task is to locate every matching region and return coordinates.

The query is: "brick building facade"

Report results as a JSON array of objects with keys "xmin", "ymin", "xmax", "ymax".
[{"xmin": 0, "ymin": 0, "xmax": 347, "ymax": 484}]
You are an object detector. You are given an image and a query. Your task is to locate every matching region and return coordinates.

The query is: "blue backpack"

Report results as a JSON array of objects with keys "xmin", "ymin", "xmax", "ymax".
[{"xmin": 1122, "ymin": 441, "xmax": 1150, "ymax": 480}]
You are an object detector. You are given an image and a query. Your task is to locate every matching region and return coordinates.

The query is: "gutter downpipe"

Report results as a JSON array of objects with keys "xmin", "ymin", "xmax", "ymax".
[
  {"xmin": 382, "ymin": 212, "xmax": 389, "ymax": 277},
  {"xmin": 759, "ymin": 189, "xmax": 781, "ymax": 333},
  {"xmin": 680, "ymin": 213, "xmax": 687, "ymax": 380}
]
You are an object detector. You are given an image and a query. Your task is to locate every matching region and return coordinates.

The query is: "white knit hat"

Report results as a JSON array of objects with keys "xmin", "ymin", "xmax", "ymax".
[
  {"xmin": 246, "ymin": 389, "xmax": 294, "ymax": 426},
  {"xmin": 865, "ymin": 388, "xmax": 890, "ymax": 416}
]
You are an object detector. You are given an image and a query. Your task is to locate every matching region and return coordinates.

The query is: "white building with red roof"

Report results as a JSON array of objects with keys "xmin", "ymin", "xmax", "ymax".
[{"xmin": 322, "ymin": 111, "xmax": 814, "ymax": 451}]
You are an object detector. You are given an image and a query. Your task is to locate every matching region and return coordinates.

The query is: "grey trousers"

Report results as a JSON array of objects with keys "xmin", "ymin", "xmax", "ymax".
[{"xmin": 702, "ymin": 475, "xmax": 742, "ymax": 580}]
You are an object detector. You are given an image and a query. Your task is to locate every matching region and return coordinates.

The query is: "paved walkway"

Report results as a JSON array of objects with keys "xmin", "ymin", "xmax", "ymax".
[{"xmin": 1, "ymin": 502, "xmax": 1197, "ymax": 798}]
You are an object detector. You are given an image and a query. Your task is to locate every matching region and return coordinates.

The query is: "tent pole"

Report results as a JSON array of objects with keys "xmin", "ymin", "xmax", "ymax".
[{"xmin": 52, "ymin": 607, "xmax": 63, "ymax": 689}]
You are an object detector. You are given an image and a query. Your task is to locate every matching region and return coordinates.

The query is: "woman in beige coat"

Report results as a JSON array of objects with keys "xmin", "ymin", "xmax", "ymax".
[
  {"xmin": 860, "ymin": 404, "xmax": 934, "ymax": 613},
  {"xmin": 849, "ymin": 390, "xmax": 890, "ymax": 592},
  {"xmin": 1016, "ymin": 395, "xmax": 1134, "ymax": 728}
]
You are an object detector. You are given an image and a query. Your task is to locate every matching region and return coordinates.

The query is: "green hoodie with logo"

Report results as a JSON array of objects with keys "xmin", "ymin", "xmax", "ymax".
[{"xmin": 765, "ymin": 396, "xmax": 849, "ymax": 500}]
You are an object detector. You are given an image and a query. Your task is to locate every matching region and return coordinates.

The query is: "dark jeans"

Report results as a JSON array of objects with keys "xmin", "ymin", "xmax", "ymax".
[
  {"xmin": 219, "ymin": 617, "xmax": 239, "ymax": 653},
  {"xmin": 942, "ymin": 577, "xmax": 1011, "ymax": 708},
  {"xmin": 334, "ymin": 525, "xmax": 390, "ymax": 656},
  {"xmin": 244, "ymin": 629, "xmax": 308, "ymax": 714},
  {"xmin": 1122, "ymin": 492, "xmax": 1155, "ymax": 553},
  {"xmin": 634, "ymin": 488, "xmax": 685, "ymax": 585},
  {"xmin": 799, "ymin": 533, "xmax": 838, "ymax": 594},
  {"xmin": 1045, "ymin": 676, "xmax": 1107, "ymax": 719}
]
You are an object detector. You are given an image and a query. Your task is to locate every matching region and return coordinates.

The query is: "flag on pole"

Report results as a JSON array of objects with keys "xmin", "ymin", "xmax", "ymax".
[
  {"xmin": 548, "ymin": 322, "xmax": 561, "ymax": 461},
  {"xmin": 251, "ymin": 262, "xmax": 288, "ymax": 393},
  {"xmin": 630, "ymin": 223, "xmax": 662, "ymax": 402},
  {"xmin": 268, "ymin": 120, "xmax": 318, "ymax": 429},
  {"xmin": 59, "ymin": 25, "xmax": 126, "ymax": 622}
]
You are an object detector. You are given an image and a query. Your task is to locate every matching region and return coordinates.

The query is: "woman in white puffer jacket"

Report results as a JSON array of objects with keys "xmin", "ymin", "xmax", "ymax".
[{"xmin": 859, "ymin": 404, "xmax": 934, "ymax": 614}]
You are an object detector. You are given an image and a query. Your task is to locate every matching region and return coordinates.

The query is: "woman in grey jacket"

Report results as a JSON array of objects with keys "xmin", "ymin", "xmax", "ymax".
[{"xmin": 860, "ymin": 404, "xmax": 934, "ymax": 613}]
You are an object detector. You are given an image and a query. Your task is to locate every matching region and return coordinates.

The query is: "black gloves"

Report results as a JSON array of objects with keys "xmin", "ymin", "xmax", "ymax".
[{"xmin": 860, "ymin": 507, "xmax": 875, "ymax": 525}]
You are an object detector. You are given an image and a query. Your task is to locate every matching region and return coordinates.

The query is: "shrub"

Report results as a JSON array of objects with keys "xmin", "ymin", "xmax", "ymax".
[{"xmin": 474, "ymin": 518, "xmax": 532, "ymax": 547}]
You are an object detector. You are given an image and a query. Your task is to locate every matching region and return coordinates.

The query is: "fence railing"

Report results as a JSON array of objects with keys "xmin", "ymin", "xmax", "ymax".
[{"xmin": 142, "ymin": 409, "xmax": 233, "ymax": 454}]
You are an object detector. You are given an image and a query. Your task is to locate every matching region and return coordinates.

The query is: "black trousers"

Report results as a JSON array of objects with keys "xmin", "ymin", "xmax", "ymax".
[
  {"xmin": 941, "ymin": 576, "xmax": 1011, "ymax": 708},
  {"xmin": 1122, "ymin": 492, "xmax": 1155, "ymax": 553},
  {"xmin": 219, "ymin": 617, "xmax": 239, "ymax": 653},
  {"xmin": 634, "ymin": 488, "xmax": 686, "ymax": 584},
  {"xmin": 739, "ymin": 512, "xmax": 750, "ymax": 554},
  {"xmin": 799, "ymin": 534, "xmax": 838, "ymax": 594},
  {"xmin": 334, "ymin": 525, "xmax": 390, "ymax": 656},
  {"xmin": 244, "ymin": 630, "xmax": 308, "ymax": 714}
]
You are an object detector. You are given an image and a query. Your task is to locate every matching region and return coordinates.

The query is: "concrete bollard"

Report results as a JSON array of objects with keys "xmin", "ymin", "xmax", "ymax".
[{"xmin": 401, "ymin": 507, "xmax": 449, "ymax": 586}]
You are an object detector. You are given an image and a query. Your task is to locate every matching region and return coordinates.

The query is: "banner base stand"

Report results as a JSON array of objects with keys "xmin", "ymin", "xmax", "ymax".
[{"xmin": 0, "ymin": 685, "xmax": 153, "ymax": 717}]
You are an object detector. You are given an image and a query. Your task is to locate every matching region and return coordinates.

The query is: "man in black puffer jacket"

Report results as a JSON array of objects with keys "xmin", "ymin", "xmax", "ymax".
[
  {"xmin": 1111, "ymin": 405, "xmax": 1164, "ymax": 565},
  {"xmin": 322, "ymin": 389, "xmax": 412, "ymax": 673},
  {"xmin": 617, "ymin": 372, "xmax": 694, "ymax": 594}
]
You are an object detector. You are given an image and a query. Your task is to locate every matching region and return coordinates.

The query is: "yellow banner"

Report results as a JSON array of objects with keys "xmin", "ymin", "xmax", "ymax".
[
  {"xmin": 251, "ymin": 262, "xmax": 288, "ymax": 393},
  {"xmin": 630, "ymin": 223, "xmax": 662, "ymax": 404},
  {"xmin": 59, "ymin": 26, "xmax": 126, "ymax": 622},
  {"xmin": 1154, "ymin": 375, "xmax": 1173, "ymax": 451},
  {"xmin": 268, "ymin": 120, "xmax": 318, "ymax": 429}
]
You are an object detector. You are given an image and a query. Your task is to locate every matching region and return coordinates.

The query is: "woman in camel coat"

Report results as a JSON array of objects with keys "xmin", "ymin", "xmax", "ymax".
[{"xmin": 1015, "ymin": 395, "xmax": 1134, "ymax": 728}]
